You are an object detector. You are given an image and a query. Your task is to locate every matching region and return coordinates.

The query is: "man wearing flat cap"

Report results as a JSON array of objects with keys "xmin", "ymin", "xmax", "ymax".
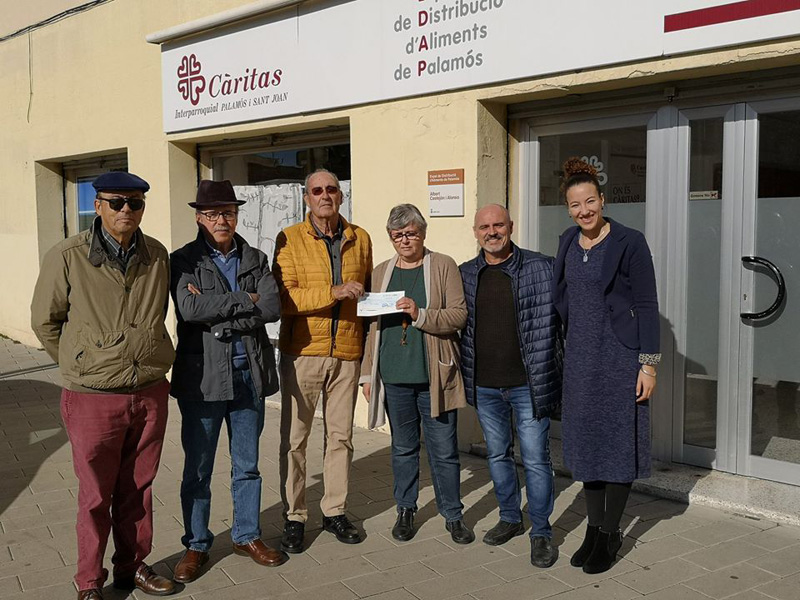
[
  {"xmin": 169, "ymin": 180, "xmax": 285, "ymax": 583},
  {"xmin": 31, "ymin": 172, "xmax": 177, "ymax": 599}
]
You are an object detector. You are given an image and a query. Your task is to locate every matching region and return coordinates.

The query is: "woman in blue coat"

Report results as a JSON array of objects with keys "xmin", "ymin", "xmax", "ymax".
[{"xmin": 552, "ymin": 157, "xmax": 660, "ymax": 574}]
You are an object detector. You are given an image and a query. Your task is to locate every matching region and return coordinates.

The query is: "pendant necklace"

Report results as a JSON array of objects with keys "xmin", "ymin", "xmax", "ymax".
[
  {"xmin": 399, "ymin": 263, "xmax": 422, "ymax": 346},
  {"xmin": 580, "ymin": 223, "xmax": 609, "ymax": 263}
]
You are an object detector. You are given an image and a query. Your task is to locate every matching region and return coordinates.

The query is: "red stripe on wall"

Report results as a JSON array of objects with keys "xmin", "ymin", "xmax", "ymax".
[{"xmin": 665, "ymin": 0, "xmax": 800, "ymax": 33}]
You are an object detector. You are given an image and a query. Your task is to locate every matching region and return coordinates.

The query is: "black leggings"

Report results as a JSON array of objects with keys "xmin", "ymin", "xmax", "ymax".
[{"xmin": 583, "ymin": 481, "xmax": 632, "ymax": 532}]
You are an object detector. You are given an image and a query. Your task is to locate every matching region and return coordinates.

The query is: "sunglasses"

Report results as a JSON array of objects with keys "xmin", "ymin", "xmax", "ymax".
[
  {"xmin": 308, "ymin": 185, "xmax": 340, "ymax": 196},
  {"xmin": 98, "ymin": 196, "xmax": 145, "ymax": 211}
]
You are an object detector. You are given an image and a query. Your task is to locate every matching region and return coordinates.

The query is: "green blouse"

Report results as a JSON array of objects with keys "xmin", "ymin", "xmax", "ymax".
[{"xmin": 378, "ymin": 265, "xmax": 428, "ymax": 384}]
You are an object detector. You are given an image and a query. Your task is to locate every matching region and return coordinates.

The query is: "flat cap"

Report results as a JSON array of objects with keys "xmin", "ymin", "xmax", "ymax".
[{"xmin": 92, "ymin": 172, "xmax": 150, "ymax": 193}]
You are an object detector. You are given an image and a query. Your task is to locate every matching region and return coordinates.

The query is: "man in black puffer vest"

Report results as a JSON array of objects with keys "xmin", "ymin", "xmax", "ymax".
[{"xmin": 460, "ymin": 204, "xmax": 562, "ymax": 569}]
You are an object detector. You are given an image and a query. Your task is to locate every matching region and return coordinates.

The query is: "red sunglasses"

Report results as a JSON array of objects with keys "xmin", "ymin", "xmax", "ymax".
[{"xmin": 309, "ymin": 185, "xmax": 339, "ymax": 196}]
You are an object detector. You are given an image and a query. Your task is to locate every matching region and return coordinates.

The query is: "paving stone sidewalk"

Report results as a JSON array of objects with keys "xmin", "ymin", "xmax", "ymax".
[{"xmin": 1, "ymin": 337, "xmax": 800, "ymax": 600}]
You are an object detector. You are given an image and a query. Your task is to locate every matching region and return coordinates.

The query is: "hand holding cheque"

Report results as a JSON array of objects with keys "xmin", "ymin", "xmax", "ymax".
[{"xmin": 357, "ymin": 291, "xmax": 406, "ymax": 317}]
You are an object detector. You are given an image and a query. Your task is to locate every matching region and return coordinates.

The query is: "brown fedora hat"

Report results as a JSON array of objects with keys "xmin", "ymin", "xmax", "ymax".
[{"xmin": 188, "ymin": 180, "xmax": 245, "ymax": 208}]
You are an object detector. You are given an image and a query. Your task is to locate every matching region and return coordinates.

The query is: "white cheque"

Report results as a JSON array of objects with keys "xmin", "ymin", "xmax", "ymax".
[{"xmin": 357, "ymin": 291, "xmax": 404, "ymax": 317}]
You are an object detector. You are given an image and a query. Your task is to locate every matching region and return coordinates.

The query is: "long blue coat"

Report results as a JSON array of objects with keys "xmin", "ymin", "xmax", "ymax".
[
  {"xmin": 553, "ymin": 219, "xmax": 659, "ymax": 481},
  {"xmin": 553, "ymin": 218, "xmax": 660, "ymax": 361}
]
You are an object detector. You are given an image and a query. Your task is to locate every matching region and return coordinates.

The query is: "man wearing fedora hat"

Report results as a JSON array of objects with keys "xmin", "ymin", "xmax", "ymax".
[
  {"xmin": 31, "ymin": 171, "xmax": 177, "ymax": 599},
  {"xmin": 169, "ymin": 180, "xmax": 285, "ymax": 583}
]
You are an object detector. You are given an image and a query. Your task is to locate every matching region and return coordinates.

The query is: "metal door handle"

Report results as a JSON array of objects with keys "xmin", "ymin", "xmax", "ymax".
[{"xmin": 740, "ymin": 256, "xmax": 786, "ymax": 320}]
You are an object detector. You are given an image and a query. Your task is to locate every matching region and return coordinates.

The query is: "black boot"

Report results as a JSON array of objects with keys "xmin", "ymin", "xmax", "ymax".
[
  {"xmin": 570, "ymin": 524, "xmax": 600, "ymax": 567},
  {"xmin": 582, "ymin": 529, "xmax": 623, "ymax": 574}
]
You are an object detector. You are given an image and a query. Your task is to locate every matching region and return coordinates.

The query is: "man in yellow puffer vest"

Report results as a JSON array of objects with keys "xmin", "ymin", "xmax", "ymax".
[{"xmin": 273, "ymin": 169, "xmax": 372, "ymax": 552}]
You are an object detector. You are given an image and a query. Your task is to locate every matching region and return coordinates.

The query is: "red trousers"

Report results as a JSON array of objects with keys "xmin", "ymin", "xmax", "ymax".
[{"xmin": 60, "ymin": 379, "xmax": 169, "ymax": 591}]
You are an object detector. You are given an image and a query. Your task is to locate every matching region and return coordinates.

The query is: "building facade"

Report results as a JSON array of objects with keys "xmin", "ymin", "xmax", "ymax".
[{"xmin": 3, "ymin": 0, "xmax": 800, "ymax": 488}]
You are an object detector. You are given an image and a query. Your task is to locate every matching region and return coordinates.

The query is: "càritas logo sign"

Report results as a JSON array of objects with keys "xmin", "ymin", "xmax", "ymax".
[
  {"xmin": 175, "ymin": 53, "xmax": 284, "ymax": 107},
  {"xmin": 177, "ymin": 54, "xmax": 206, "ymax": 106}
]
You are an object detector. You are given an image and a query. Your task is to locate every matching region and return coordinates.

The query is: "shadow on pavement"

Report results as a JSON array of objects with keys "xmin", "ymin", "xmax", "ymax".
[{"xmin": 0, "ymin": 378, "xmax": 70, "ymax": 522}]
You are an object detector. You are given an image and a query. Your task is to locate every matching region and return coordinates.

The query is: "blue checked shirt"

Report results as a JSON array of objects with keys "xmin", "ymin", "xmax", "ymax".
[{"xmin": 100, "ymin": 226, "xmax": 137, "ymax": 272}]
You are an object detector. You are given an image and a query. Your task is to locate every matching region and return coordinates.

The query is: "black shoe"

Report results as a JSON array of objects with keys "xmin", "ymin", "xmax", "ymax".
[
  {"xmin": 445, "ymin": 519, "xmax": 475, "ymax": 544},
  {"xmin": 323, "ymin": 515, "xmax": 362, "ymax": 544},
  {"xmin": 530, "ymin": 536, "xmax": 559, "ymax": 568},
  {"xmin": 570, "ymin": 524, "xmax": 600, "ymax": 567},
  {"xmin": 392, "ymin": 508, "xmax": 416, "ymax": 542},
  {"xmin": 483, "ymin": 520, "xmax": 525, "ymax": 546},
  {"xmin": 582, "ymin": 529, "xmax": 623, "ymax": 574},
  {"xmin": 281, "ymin": 520, "xmax": 305, "ymax": 554}
]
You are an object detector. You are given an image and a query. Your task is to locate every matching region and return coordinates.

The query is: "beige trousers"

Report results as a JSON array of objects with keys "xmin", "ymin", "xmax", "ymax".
[{"xmin": 279, "ymin": 354, "xmax": 359, "ymax": 522}]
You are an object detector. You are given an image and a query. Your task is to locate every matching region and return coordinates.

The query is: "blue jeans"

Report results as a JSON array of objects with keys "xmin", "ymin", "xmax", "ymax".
[
  {"xmin": 475, "ymin": 385, "xmax": 554, "ymax": 538},
  {"xmin": 179, "ymin": 369, "xmax": 265, "ymax": 550},
  {"xmin": 384, "ymin": 383, "xmax": 464, "ymax": 522}
]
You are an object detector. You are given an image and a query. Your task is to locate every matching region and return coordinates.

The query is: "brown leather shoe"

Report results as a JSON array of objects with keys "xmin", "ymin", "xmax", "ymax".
[
  {"xmin": 174, "ymin": 549, "xmax": 209, "ymax": 583},
  {"xmin": 232, "ymin": 538, "xmax": 288, "ymax": 567},
  {"xmin": 77, "ymin": 589, "xmax": 103, "ymax": 600},
  {"xmin": 113, "ymin": 563, "xmax": 176, "ymax": 596}
]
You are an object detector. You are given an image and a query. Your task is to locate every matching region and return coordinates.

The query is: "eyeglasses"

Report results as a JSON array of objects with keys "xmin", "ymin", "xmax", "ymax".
[
  {"xmin": 390, "ymin": 231, "xmax": 421, "ymax": 242},
  {"xmin": 308, "ymin": 185, "xmax": 340, "ymax": 196},
  {"xmin": 198, "ymin": 210, "xmax": 238, "ymax": 222},
  {"xmin": 97, "ymin": 196, "xmax": 145, "ymax": 211}
]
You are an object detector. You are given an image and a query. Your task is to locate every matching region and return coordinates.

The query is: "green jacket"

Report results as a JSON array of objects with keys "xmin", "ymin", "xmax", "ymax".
[{"xmin": 30, "ymin": 220, "xmax": 175, "ymax": 392}]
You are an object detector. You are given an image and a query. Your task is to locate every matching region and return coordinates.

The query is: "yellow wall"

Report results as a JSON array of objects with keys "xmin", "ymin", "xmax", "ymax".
[
  {"xmin": 2, "ymin": 0, "xmax": 253, "ymax": 344},
  {"xmin": 1, "ymin": 0, "xmax": 89, "ymax": 38},
  {"xmin": 4, "ymin": 0, "xmax": 800, "ymax": 437}
]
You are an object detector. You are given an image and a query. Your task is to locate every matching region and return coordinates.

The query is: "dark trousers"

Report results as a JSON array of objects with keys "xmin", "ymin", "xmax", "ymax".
[
  {"xmin": 60, "ymin": 379, "xmax": 169, "ymax": 591},
  {"xmin": 384, "ymin": 383, "xmax": 464, "ymax": 522}
]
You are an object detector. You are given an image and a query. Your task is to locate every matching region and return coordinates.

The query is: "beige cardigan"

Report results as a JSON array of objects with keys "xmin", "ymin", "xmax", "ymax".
[{"xmin": 360, "ymin": 249, "xmax": 467, "ymax": 429}]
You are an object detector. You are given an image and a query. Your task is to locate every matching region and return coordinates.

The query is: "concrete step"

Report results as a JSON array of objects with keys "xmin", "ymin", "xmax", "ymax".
[{"xmin": 470, "ymin": 437, "xmax": 800, "ymax": 526}]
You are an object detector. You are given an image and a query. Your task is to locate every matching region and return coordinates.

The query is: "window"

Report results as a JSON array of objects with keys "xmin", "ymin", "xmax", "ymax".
[
  {"xmin": 212, "ymin": 143, "xmax": 351, "ymax": 186},
  {"xmin": 204, "ymin": 133, "xmax": 351, "ymax": 341},
  {"xmin": 63, "ymin": 154, "xmax": 127, "ymax": 236},
  {"xmin": 537, "ymin": 126, "xmax": 648, "ymax": 256},
  {"xmin": 205, "ymin": 136, "xmax": 352, "ymax": 261},
  {"xmin": 76, "ymin": 177, "xmax": 98, "ymax": 233}
]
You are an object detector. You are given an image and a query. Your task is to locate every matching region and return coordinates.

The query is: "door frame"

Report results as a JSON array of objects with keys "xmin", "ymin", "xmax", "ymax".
[
  {"xmin": 653, "ymin": 99, "xmax": 800, "ymax": 483},
  {"xmin": 519, "ymin": 96, "xmax": 800, "ymax": 484},
  {"xmin": 670, "ymin": 104, "xmax": 739, "ymax": 472},
  {"xmin": 673, "ymin": 98, "xmax": 800, "ymax": 484}
]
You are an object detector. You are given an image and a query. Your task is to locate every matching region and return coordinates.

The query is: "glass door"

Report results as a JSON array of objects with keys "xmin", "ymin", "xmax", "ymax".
[
  {"xmin": 523, "ymin": 97, "xmax": 800, "ymax": 486},
  {"xmin": 737, "ymin": 102, "xmax": 800, "ymax": 485},
  {"xmin": 674, "ymin": 100, "xmax": 800, "ymax": 485}
]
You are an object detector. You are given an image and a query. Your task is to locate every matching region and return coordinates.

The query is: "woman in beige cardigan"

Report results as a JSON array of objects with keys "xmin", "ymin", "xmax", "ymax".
[{"xmin": 360, "ymin": 204, "xmax": 473, "ymax": 545}]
